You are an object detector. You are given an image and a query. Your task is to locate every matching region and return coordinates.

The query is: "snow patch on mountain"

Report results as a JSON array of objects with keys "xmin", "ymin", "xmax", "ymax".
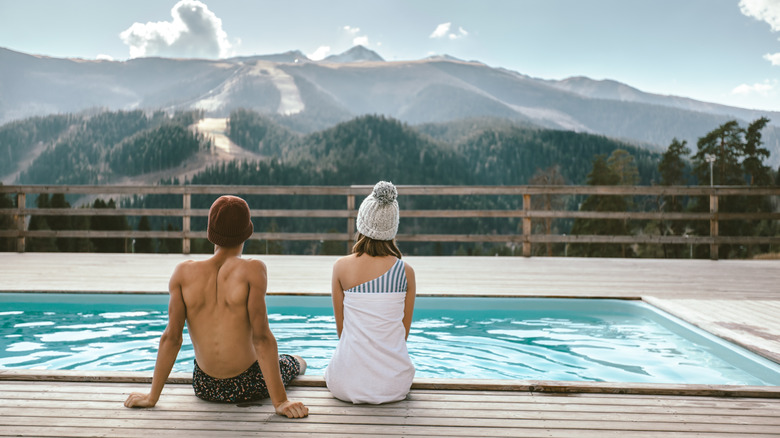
[{"xmin": 250, "ymin": 61, "xmax": 304, "ymax": 115}]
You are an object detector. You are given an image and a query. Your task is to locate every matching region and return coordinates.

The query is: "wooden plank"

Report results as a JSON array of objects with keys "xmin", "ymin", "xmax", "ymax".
[
  {"xmin": 3, "ymin": 184, "xmax": 778, "ymax": 252},
  {"xmin": 1, "ymin": 425, "xmax": 777, "ymax": 438},
  {"xmin": 3, "ymin": 183, "xmax": 780, "ymax": 196},
  {"xmin": 0, "ymin": 208, "xmax": 353, "ymax": 218},
  {"xmin": 0, "ymin": 428, "xmax": 404, "ymax": 438},
  {"xmin": 5, "ymin": 390, "xmax": 780, "ymax": 416},
  {"xmin": 2, "ymin": 382, "xmax": 779, "ymax": 437},
  {"xmin": 0, "ymin": 417, "xmax": 536, "ymax": 437},
  {"xmin": 8, "ymin": 379, "xmax": 780, "ymax": 406},
  {"xmin": 0, "ymin": 427, "xmax": 396, "ymax": 438},
  {"xmin": 6, "ymin": 230, "xmax": 780, "ymax": 246},
  {"xmin": 4, "ymin": 381, "xmax": 780, "ymax": 414},
  {"xmin": 3, "ymin": 370, "xmax": 779, "ymax": 398},
  {"xmin": 2, "ymin": 412, "xmax": 779, "ymax": 435},
  {"xmin": 1, "ymin": 254, "xmax": 778, "ymax": 299},
  {"xmin": 3, "ymin": 401, "xmax": 779, "ymax": 426}
]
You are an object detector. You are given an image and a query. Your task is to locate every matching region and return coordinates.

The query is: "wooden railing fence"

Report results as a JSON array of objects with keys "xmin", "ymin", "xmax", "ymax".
[{"xmin": 1, "ymin": 184, "xmax": 778, "ymax": 259}]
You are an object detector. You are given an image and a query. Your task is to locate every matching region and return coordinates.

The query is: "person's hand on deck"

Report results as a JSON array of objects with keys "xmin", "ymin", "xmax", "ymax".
[
  {"xmin": 124, "ymin": 392, "xmax": 157, "ymax": 408},
  {"xmin": 275, "ymin": 399, "xmax": 309, "ymax": 418}
]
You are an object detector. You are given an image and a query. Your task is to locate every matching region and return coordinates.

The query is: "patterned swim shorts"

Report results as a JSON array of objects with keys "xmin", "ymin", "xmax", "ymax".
[{"xmin": 192, "ymin": 354, "xmax": 301, "ymax": 403}]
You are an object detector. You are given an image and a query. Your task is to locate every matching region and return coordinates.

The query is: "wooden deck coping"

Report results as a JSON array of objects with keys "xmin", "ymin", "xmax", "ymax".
[{"xmin": 2, "ymin": 369, "xmax": 778, "ymax": 399}]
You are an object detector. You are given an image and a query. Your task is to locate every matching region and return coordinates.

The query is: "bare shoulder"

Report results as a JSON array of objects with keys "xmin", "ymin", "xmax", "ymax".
[
  {"xmin": 333, "ymin": 254, "xmax": 357, "ymax": 271},
  {"xmin": 402, "ymin": 259, "xmax": 415, "ymax": 278},
  {"xmin": 240, "ymin": 257, "xmax": 266, "ymax": 270},
  {"xmin": 171, "ymin": 259, "xmax": 197, "ymax": 279},
  {"xmin": 236, "ymin": 257, "xmax": 267, "ymax": 280},
  {"xmin": 175, "ymin": 259, "xmax": 197, "ymax": 270}
]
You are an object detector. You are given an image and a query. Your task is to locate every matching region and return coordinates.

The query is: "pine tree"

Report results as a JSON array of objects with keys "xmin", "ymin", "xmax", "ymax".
[
  {"xmin": 529, "ymin": 165, "xmax": 566, "ymax": 256},
  {"xmin": 659, "ymin": 138, "xmax": 690, "ymax": 185},
  {"xmin": 657, "ymin": 138, "xmax": 691, "ymax": 257},
  {"xmin": 693, "ymin": 120, "xmax": 743, "ymax": 186},
  {"xmin": 0, "ymin": 186, "xmax": 15, "ymax": 251},
  {"xmin": 49, "ymin": 193, "xmax": 73, "ymax": 251},
  {"xmin": 570, "ymin": 155, "xmax": 627, "ymax": 257},
  {"xmin": 135, "ymin": 216, "xmax": 154, "ymax": 253},
  {"xmin": 607, "ymin": 149, "xmax": 639, "ymax": 186},
  {"xmin": 741, "ymin": 117, "xmax": 771, "ymax": 186},
  {"xmin": 28, "ymin": 194, "xmax": 57, "ymax": 252}
]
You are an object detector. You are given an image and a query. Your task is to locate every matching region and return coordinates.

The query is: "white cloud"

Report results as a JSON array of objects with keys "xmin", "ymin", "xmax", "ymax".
[
  {"xmin": 120, "ymin": 0, "xmax": 232, "ymax": 59},
  {"xmin": 430, "ymin": 22, "xmax": 451, "ymax": 39},
  {"xmin": 430, "ymin": 22, "xmax": 469, "ymax": 40},
  {"xmin": 341, "ymin": 25, "xmax": 370, "ymax": 47},
  {"xmin": 764, "ymin": 52, "xmax": 780, "ymax": 65},
  {"xmin": 309, "ymin": 46, "xmax": 331, "ymax": 61},
  {"xmin": 96, "ymin": 54, "xmax": 114, "ymax": 61},
  {"xmin": 739, "ymin": 0, "xmax": 780, "ymax": 32},
  {"xmin": 732, "ymin": 79, "xmax": 778, "ymax": 95}
]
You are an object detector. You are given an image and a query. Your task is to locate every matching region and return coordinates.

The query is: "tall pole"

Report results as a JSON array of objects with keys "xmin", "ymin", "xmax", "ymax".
[
  {"xmin": 704, "ymin": 154, "xmax": 718, "ymax": 259},
  {"xmin": 705, "ymin": 154, "xmax": 716, "ymax": 187}
]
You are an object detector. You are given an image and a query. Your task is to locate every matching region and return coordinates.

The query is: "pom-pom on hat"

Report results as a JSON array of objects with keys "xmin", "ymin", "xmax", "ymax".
[
  {"xmin": 207, "ymin": 195, "xmax": 254, "ymax": 247},
  {"xmin": 356, "ymin": 181, "xmax": 399, "ymax": 241}
]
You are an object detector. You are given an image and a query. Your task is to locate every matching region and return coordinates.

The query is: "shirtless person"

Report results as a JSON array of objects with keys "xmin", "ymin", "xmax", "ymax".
[{"xmin": 124, "ymin": 195, "xmax": 308, "ymax": 418}]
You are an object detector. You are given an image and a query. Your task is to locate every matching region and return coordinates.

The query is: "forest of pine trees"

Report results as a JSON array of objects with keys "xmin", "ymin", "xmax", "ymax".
[
  {"xmin": 0, "ymin": 110, "xmax": 777, "ymax": 257},
  {"xmin": 10, "ymin": 110, "xmax": 210, "ymax": 184}
]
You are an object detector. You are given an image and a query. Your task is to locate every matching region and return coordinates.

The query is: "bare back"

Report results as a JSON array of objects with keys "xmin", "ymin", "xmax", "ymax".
[{"xmin": 174, "ymin": 253, "xmax": 266, "ymax": 378}]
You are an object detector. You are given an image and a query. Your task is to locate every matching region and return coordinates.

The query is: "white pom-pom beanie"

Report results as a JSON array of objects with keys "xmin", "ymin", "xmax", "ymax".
[{"xmin": 356, "ymin": 181, "xmax": 399, "ymax": 241}]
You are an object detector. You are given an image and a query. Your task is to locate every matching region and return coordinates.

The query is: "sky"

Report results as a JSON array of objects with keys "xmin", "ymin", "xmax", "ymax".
[{"xmin": 1, "ymin": 0, "xmax": 780, "ymax": 112}]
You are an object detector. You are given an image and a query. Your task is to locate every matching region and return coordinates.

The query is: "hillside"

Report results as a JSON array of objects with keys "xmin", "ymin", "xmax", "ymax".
[
  {"xmin": 1, "ymin": 111, "xmax": 663, "ymax": 187},
  {"xmin": 2, "ymin": 46, "xmax": 778, "ymax": 164}
]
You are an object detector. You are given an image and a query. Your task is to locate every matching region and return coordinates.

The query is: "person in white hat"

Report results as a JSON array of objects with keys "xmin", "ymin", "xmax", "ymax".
[{"xmin": 325, "ymin": 181, "xmax": 417, "ymax": 404}]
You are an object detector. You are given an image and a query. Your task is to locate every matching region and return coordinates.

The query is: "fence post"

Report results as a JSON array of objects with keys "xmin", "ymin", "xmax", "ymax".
[
  {"xmin": 709, "ymin": 192, "xmax": 718, "ymax": 260},
  {"xmin": 347, "ymin": 194, "xmax": 355, "ymax": 253},
  {"xmin": 523, "ymin": 193, "xmax": 531, "ymax": 257},
  {"xmin": 182, "ymin": 193, "xmax": 191, "ymax": 255},
  {"xmin": 15, "ymin": 192, "xmax": 26, "ymax": 253}
]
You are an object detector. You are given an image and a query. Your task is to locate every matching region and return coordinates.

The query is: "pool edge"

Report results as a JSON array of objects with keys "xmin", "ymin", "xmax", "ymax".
[
  {"xmin": 2, "ymin": 369, "xmax": 778, "ymax": 399},
  {"xmin": 642, "ymin": 295, "xmax": 780, "ymax": 367}
]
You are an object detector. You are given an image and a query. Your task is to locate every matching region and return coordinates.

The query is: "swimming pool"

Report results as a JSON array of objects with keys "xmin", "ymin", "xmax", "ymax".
[{"xmin": 1, "ymin": 293, "xmax": 779, "ymax": 385}]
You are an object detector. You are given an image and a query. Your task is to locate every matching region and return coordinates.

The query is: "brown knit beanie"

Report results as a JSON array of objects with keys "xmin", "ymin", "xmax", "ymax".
[{"xmin": 207, "ymin": 195, "xmax": 254, "ymax": 247}]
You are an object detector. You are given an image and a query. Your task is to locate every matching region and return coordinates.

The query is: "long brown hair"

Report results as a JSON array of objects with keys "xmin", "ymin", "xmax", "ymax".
[{"xmin": 352, "ymin": 232, "xmax": 403, "ymax": 258}]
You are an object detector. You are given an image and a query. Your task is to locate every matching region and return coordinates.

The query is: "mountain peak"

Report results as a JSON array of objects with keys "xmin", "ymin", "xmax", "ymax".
[
  {"xmin": 322, "ymin": 45, "xmax": 384, "ymax": 63},
  {"xmin": 424, "ymin": 54, "xmax": 463, "ymax": 62},
  {"xmin": 228, "ymin": 50, "xmax": 309, "ymax": 64}
]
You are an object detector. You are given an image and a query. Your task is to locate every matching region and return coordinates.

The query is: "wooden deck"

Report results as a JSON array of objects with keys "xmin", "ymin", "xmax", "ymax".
[
  {"xmin": 1, "ymin": 253, "xmax": 779, "ymax": 436},
  {"xmin": 2, "ymin": 377, "xmax": 780, "ymax": 437}
]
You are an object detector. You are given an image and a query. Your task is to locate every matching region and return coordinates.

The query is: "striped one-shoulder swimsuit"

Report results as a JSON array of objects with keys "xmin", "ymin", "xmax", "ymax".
[
  {"xmin": 325, "ymin": 257, "xmax": 415, "ymax": 404},
  {"xmin": 344, "ymin": 258, "xmax": 407, "ymax": 294}
]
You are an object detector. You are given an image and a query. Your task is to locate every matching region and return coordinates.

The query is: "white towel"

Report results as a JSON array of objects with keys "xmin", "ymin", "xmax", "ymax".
[{"xmin": 325, "ymin": 291, "xmax": 415, "ymax": 404}]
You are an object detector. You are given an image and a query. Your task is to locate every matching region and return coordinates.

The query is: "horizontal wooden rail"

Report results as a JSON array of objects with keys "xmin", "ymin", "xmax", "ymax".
[
  {"xmin": 2, "ymin": 184, "xmax": 780, "ymax": 196},
  {"xmin": 3, "ymin": 208, "xmax": 779, "ymax": 221},
  {"xmin": 0, "ymin": 208, "xmax": 351, "ymax": 218},
  {"xmin": 1, "ymin": 184, "xmax": 778, "ymax": 259}
]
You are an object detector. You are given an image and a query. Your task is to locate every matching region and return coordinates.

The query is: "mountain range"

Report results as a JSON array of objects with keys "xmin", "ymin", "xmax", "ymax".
[{"xmin": 2, "ymin": 45, "xmax": 778, "ymax": 164}]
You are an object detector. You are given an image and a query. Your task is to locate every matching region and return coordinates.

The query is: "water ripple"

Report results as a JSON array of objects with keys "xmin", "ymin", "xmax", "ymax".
[{"xmin": 0, "ymin": 302, "xmax": 777, "ymax": 385}]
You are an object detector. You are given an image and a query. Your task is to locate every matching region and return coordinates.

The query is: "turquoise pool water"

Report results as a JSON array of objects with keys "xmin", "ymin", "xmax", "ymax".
[{"xmin": 1, "ymin": 293, "xmax": 779, "ymax": 385}]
